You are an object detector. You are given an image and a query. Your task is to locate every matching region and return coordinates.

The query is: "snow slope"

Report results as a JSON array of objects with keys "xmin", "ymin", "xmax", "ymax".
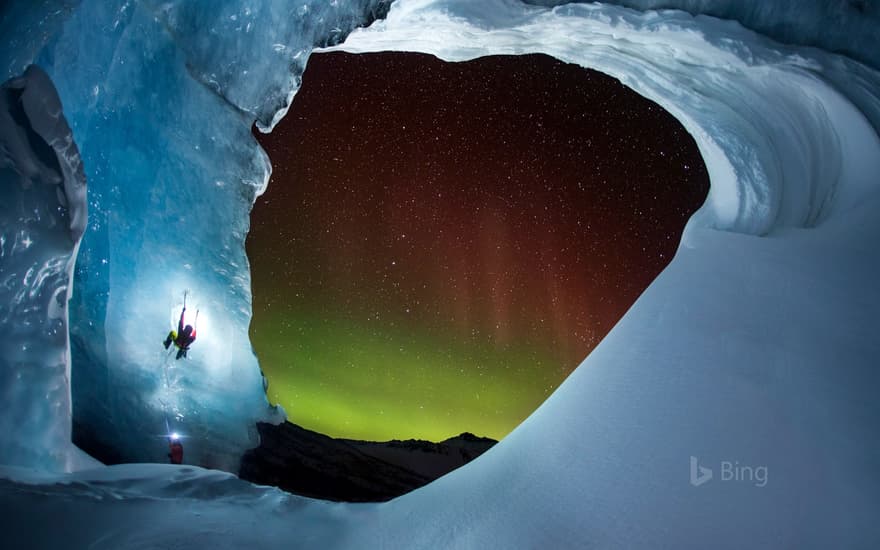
[{"xmin": 1, "ymin": 0, "xmax": 879, "ymax": 547}]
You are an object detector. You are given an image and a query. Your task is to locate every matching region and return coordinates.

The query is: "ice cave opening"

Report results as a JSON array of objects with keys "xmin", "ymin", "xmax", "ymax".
[
  {"xmin": 2, "ymin": 0, "xmax": 880, "ymax": 546},
  {"xmin": 246, "ymin": 50, "xmax": 709, "ymax": 447},
  {"xmin": 235, "ymin": 49, "xmax": 710, "ymax": 500}
]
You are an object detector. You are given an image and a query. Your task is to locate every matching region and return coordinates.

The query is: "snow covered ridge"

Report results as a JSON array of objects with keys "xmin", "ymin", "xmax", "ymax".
[{"xmin": 0, "ymin": 65, "xmax": 88, "ymax": 471}]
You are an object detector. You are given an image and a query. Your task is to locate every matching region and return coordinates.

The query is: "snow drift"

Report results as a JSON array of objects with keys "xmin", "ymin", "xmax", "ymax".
[{"xmin": 1, "ymin": 0, "xmax": 879, "ymax": 547}]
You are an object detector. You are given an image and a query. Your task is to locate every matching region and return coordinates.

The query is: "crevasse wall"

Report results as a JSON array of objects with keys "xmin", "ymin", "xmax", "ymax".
[{"xmin": 1, "ymin": 0, "xmax": 389, "ymax": 470}]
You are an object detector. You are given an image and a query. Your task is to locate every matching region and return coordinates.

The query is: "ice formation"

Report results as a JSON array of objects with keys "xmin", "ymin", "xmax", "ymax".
[
  {"xmin": 0, "ymin": 65, "xmax": 87, "ymax": 471},
  {"xmin": 2, "ymin": 0, "xmax": 390, "ymax": 470},
  {"xmin": 1, "ymin": 0, "xmax": 879, "ymax": 547}
]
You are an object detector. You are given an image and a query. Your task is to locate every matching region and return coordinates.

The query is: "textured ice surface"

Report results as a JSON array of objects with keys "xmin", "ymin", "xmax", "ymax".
[
  {"xmin": 1, "ymin": 0, "xmax": 879, "ymax": 547},
  {"xmin": 1, "ymin": 0, "xmax": 388, "ymax": 470},
  {"xmin": 523, "ymin": 0, "xmax": 880, "ymax": 71},
  {"xmin": 0, "ymin": 65, "xmax": 87, "ymax": 471}
]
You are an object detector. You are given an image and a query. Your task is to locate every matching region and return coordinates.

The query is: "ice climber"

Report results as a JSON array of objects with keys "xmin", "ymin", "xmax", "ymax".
[{"xmin": 163, "ymin": 291, "xmax": 198, "ymax": 360}]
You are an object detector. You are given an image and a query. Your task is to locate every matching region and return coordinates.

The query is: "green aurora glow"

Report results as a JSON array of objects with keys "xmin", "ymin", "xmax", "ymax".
[{"xmin": 252, "ymin": 306, "xmax": 560, "ymax": 441}]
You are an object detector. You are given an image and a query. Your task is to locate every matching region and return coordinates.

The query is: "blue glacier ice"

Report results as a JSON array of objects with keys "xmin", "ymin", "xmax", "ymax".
[
  {"xmin": 2, "ymin": 0, "xmax": 390, "ymax": 470},
  {"xmin": 0, "ymin": 65, "xmax": 88, "ymax": 471},
  {"xmin": 1, "ymin": 0, "xmax": 879, "ymax": 547}
]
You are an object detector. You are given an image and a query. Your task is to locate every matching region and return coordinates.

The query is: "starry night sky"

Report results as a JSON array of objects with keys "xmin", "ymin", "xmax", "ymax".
[{"xmin": 248, "ymin": 52, "xmax": 708, "ymax": 442}]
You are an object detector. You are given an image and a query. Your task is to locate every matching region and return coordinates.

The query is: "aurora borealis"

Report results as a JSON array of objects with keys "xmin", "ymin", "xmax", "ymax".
[{"xmin": 248, "ymin": 52, "xmax": 708, "ymax": 442}]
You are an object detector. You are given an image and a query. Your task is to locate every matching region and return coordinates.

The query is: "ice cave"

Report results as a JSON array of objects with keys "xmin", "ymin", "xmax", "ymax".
[{"xmin": 1, "ymin": 0, "xmax": 879, "ymax": 547}]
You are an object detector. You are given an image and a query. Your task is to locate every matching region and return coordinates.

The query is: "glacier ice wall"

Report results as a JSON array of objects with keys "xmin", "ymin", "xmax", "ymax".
[
  {"xmin": 0, "ymin": 65, "xmax": 86, "ymax": 471},
  {"xmin": 1, "ymin": 0, "xmax": 389, "ymax": 471}
]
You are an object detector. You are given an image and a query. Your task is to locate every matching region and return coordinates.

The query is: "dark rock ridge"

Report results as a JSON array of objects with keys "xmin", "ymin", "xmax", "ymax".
[
  {"xmin": 343, "ymin": 432, "xmax": 498, "ymax": 480},
  {"xmin": 239, "ymin": 422, "xmax": 497, "ymax": 502}
]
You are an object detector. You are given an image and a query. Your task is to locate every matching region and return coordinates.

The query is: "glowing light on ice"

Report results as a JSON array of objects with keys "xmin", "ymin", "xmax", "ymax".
[{"xmin": 168, "ymin": 301, "xmax": 209, "ymax": 338}]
